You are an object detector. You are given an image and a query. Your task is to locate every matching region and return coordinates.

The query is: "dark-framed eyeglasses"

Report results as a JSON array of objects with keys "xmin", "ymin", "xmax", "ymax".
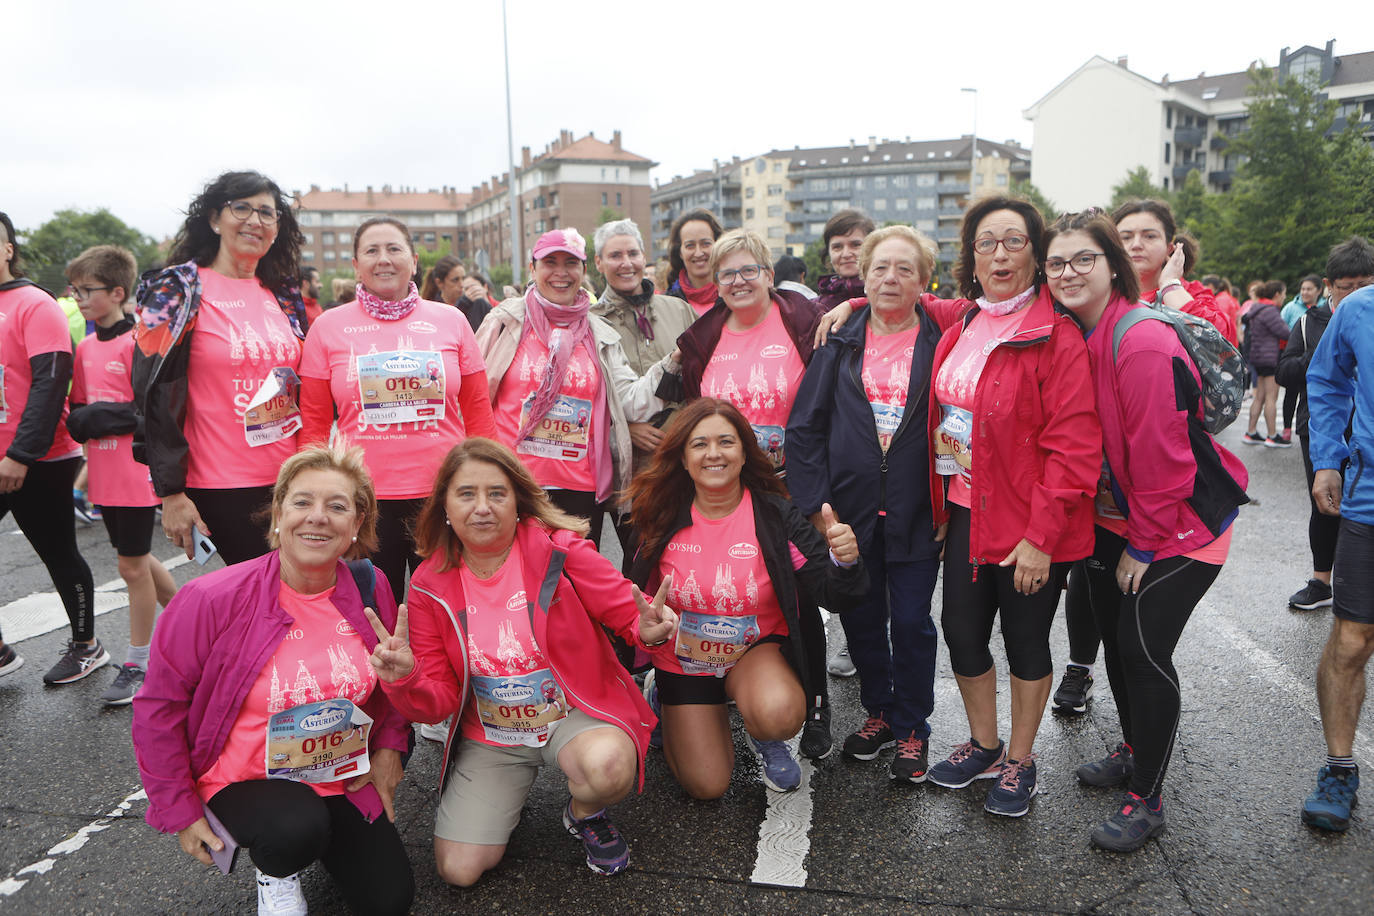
[
  {"xmin": 224, "ymin": 201, "xmax": 280, "ymax": 224},
  {"xmin": 972, "ymin": 235, "xmax": 1029, "ymax": 255},
  {"xmin": 716, "ymin": 264, "xmax": 766, "ymax": 285},
  {"xmin": 1044, "ymin": 252, "xmax": 1105, "ymax": 278},
  {"xmin": 71, "ymin": 285, "xmax": 113, "ymax": 300}
]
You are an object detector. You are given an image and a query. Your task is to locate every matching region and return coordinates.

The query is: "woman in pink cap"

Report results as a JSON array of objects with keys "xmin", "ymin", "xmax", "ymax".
[{"xmin": 476, "ymin": 228, "xmax": 672, "ymax": 546}]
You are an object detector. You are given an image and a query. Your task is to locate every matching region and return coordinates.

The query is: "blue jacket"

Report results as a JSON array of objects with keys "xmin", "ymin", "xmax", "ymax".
[
  {"xmin": 786, "ymin": 303, "xmax": 948, "ymax": 563},
  {"xmin": 1308, "ymin": 285, "xmax": 1374, "ymax": 524}
]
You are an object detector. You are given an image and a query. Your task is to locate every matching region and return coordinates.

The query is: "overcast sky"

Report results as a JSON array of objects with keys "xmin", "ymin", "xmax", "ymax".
[{"xmin": 4, "ymin": 1, "xmax": 1363, "ymax": 240}]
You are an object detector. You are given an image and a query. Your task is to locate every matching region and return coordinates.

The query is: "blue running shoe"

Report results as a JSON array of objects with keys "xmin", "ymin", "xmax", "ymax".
[
  {"xmin": 642, "ymin": 670, "xmax": 662, "ymax": 750},
  {"xmin": 747, "ymin": 734, "xmax": 801, "ymax": 791},
  {"xmin": 1302, "ymin": 765, "xmax": 1359, "ymax": 832},
  {"xmin": 1091, "ymin": 792, "xmax": 1166, "ymax": 851},
  {"xmin": 563, "ymin": 801, "xmax": 630, "ymax": 875},
  {"xmin": 984, "ymin": 755, "xmax": 1038, "ymax": 817},
  {"xmin": 928, "ymin": 738, "xmax": 1006, "ymax": 789}
]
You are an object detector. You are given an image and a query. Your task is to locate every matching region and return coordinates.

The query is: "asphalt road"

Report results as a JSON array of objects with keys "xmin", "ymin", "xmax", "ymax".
[{"xmin": 1, "ymin": 422, "xmax": 1369, "ymax": 915}]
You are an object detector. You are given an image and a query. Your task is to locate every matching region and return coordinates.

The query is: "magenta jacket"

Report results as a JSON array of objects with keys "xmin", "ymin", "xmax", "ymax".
[
  {"xmin": 1085, "ymin": 296, "xmax": 1249, "ymax": 561},
  {"xmin": 132, "ymin": 552, "xmax": 412, "ymax": 834}
]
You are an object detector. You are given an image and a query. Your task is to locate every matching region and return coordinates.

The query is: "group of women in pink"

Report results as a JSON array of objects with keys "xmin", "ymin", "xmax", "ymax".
[{"xmin": 108, "ymin": 168, "xmax": 1248, "ymax": 913}]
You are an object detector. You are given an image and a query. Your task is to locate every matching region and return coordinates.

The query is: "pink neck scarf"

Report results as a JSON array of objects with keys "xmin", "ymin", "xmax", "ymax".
[
  {"xmin": 977, "ymin": 285, "xmax": 1036, "ymax": 317},
  {"xmin": 356, "ymin": 281, "xmax": 421, "ymax": 321}
]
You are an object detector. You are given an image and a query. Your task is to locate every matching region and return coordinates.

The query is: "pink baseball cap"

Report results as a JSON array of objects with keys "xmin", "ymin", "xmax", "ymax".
[{"xmin": 532, "ymin": 227, "xmax": 586, "ymax": 261}]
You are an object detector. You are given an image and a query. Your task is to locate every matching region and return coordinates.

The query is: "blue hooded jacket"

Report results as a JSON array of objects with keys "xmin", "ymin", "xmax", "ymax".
[{"xmin": 1308, "ymin": 284, "xmax": 1374, "ymax": 524}]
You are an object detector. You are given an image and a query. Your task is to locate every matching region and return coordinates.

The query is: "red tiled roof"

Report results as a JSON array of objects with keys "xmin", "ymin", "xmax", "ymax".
[{"xmin": 542, "ymin": 134, "xmax": 651, "ymax": 164}]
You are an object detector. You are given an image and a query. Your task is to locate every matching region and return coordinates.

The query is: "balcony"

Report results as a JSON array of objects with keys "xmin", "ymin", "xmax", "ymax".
[
  {"xmin": 1174, "ymin": 125, "xmax": 1205, "ymax": 147},
  {"xmin": 785, "ymin": 187, "xmax": 843, "ymax": 202},
  {"xmin": 1210, "ymin": 135, "xmax": 1229, "ymax": 151},
  {"xmin": 936, "ymin": 226, "xmax": 960, "ymax": 243},
  {"xmin": 1172, "ymin": 162, "xmax": 1203, "ymax": 183},
  {"xmin": 1208, "ymin": 169, "xmax": 1234, "ymax": 187},
  {"xmin": 935, "ymin": 181, "xmax": 968, "ymax": 194}
]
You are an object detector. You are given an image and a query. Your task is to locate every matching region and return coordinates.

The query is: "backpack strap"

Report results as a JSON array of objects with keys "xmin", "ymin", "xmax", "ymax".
[
  {"xmin": 346, "ymin": 558, "xmax": 377, "ymax": 610},
  {"xmin": 1111, "ymin": 307, "xmax": 1170, "ymax": 361}
]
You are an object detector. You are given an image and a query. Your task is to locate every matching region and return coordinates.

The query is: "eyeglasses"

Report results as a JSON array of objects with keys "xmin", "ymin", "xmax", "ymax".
[
  {"xmin": 71, "ymin": 285, "xmax": 113, "ymax": 300},
  {"xmin": 224, "ymin": 201, "xmax": 280, "ymax": 224},
  {"xmin": 1044, "ymin": 252, "xmax": 1105, "ymax": 278},
  {"xmin": 715, "ymin": 264, "xmax": 766, "ymax": 285},
  {"xmin": 972, "ymin": 235, "xmax": 1030, "ymax": 255}
]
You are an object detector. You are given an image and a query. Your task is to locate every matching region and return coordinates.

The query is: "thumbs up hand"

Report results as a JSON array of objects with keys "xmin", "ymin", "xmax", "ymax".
[{"xmin": 821, "ymin": 503, "xmax": 858, "ymax": 565}]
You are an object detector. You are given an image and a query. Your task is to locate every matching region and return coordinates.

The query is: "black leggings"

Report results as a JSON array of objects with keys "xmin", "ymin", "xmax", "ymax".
[
  {"xmin": 374, "ymin": 498, "xmax": 424, "ymax": 602},
  {"xmin": 187, "ymin": 485, "xmax": 274, "ymax": 566},
  {"xmin": 1300, "ymin": 434, "xmax": 1342, "ymax": 574},
  {"xmin": 208, "ymin": 780, "xmax": 413, "ymax": 916},
  {"xmin": 940, "ymin": 505, "xmax": 1070, "ymax": 681},
  {"xmin": 1064, "ymin": 562, "xmax": 1101, "ymax": 666},
  {"xmin": 1282, "ymin": 383, "xmax": 1299, "ymax": 430},
  {"xmin": 1082, "ymin": 526, "xmax": 1220, "ymax": 798},
  {"xmin": 0, "ymin": 457, "xmax": 95, "ymax": 641}
]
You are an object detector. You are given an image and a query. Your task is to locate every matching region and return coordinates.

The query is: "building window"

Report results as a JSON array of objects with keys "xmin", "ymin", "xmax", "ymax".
[
  {"xmin": 302, "ymin": 250, "xmax": 315, "ymax": 261},
  {"xmin": 894, "ymin": 175, "xmax": 912, "ymax": 188},
  {"xmin": 916, "ymin": 195, "xmax": 936, "ymax": 209},
  {"xmin": 322, "ymin": 231, "xmax": 335, "ymax": 244},
  {"xmin": 809, "ymin": 222, "xmax": 826, "ymax": 235},
  {"xmin": 773, "ymin": 161, "xmax": 783, "ymax": 171},
  {"xmin": 915, "ymin": 173, "xmax": 935, "ymax": 187},
  {"xmin": 602, "ymin": 192, "xmax": 608, "ymax": 205},
  {"xmin": 746, "ymin": 208, "xmax": 755, "ymax": 219},
  {"xmin": 424, "ymin": 232, "xmax": 436, "ymax": 243},
  {"xmin": 1290, "ymin": 51, "xmax": 1322, "ymax": 84},
  {"xmin": 302, "ymin": 232, "xmax": 314, "ymax": 244},
  {"xmin": 1164, "ymin": 142, "xmax": 1171, "ymax": 164},
  {"xmin": 746, "ymin": 187, "xmax": 755, "ymax": 198},
  {"xmin": 768, "ymin": 226, "xmax": 784, "ymax": 238},
  {"xmin": 1166, "ymin": 107, "xmax": 1173, "ymax": 128},
  {"xmin": 832, "ymin": 177, "xmax": 851, "ymax": 190},
  {"xmin": 874, "ymin": 175, "xmax": 887, "ymax": 189},
  {"xmin": 768, "ymin": 205, "xmax": 782, "ymax": 217},
  {"xmin": 873, "ymin": 198, "xmax": 887, "ymax": 211},
  {"xmin": 767, "ymin": 184, "xmax": 782, "ymax": 195},
  {"xmin": 807, "ymin": 178, "xmax": 828, "ymax": 191},
  {"xmin": 896, "ymin": 198, "xmax": 910, "ymax": 210},
  {"xmin": 976, "ymin": 174, "xmax": 985, "ymax": 185},
  {"xmin": 324, "ymin": 251, "xmax": 336, "ymax": 261},
  {"xmin": 916, "ymin": 219, "xmax": 936, "ymax": 232},
  {"xmin": 996, "ymin": 174, "xmax": 1008, "ymax": 186},
  {"xmin": 616, "ymin": 192, "xmax": 622, "ymax": 207},
  {"xmin": 601, "ymin": 168, "xmax": 606, "ymax": 179},
  {"xmin": 854, "ymin": 178, "xmax": 864, "ymax": 190}
]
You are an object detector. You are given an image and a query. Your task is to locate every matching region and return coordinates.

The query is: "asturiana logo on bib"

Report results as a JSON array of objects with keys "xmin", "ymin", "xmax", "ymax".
[
  {"xmin": 382, "ymin": 355, "xmax": 421, "ymax": 373},
  {"xmin": 407, "ymin": 320, "xmax": 437, "ymax": 334},
  {"xmin": 105, "ymin": 360, "xmax": 127, "ymax": 374},
  {"xmin": 301, "ymin": 706, "xmax": 349, "ymax": 732},
  {"xmin": 760, "ymin": 344, "xmax": 789, "ymax": 358},
  {"xmin": 728, "ymin": 543, "xmax": 758, "ymax": 560},
  {"xmin": 702, "ymin": 620, "xmax": 742, "ymax": 640},
  {"xmin": 491, "ymin": 683, "xmax": 535, "ymax": 703},
  {"xmin": 506, "ymin": 590, "xmax": 528, "ymax": 611},
  {"xmin": 335, "ymin": 620, "xmax": 356, "ymax": 636}
]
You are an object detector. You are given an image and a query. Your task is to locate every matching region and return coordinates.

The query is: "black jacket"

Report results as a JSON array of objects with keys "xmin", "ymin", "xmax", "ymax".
[
  {"xmin": 673, "ymin": 289, "xmax": 823, "ymax": 400},
  {"xmin": 67, "ymin": 317, "xmax": 141, "ymax": 444},
  {"xmin": 786, "ymin": 304, "xmax": 943, "ymax": 563},
  {"xmin": 627, "ymin": 490, "xmax": 867, "ymax": 705},
  {"xmin": 0, "ymin": 279, "xmax": 74, "ymax": 465},
  {"xmin": 1276, "ymin": 304, "xmax": 1333, "ymax": 438}
]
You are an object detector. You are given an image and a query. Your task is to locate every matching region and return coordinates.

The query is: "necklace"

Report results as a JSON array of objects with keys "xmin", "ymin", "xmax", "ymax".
[{"xmin": 463, "ymin": 544, "xmax": 513, "ymax": 579}]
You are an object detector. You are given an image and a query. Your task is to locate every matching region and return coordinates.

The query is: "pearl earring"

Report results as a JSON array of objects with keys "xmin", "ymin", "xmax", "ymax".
[
  {"xmin": 351, "ymin": 535, "xmax": 357, "ymax": 542},
  {"xmin": 273, "ymin": 527, "xmax": 279, "ymax": 534}
]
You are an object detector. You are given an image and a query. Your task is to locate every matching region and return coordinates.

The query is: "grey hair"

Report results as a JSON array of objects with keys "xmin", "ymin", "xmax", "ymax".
[{"xmin": 594, "ymin": 218, "xmax": 644, "ymax": 254}]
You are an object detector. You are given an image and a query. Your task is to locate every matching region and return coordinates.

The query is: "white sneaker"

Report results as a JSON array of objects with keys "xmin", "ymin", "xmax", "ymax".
[
  {"xmin": 827, "ymin": 643, "xmax": 857, "ymax": 678},
  {"xmin": 419, "ymin": 719, "xmax": 451, "ymax": 743},
  {"xmin": 257, "ymin": 869, "xmax": 307, "ymax": 916}
]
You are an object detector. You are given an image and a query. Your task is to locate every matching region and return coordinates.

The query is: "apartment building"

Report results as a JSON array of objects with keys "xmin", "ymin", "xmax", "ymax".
[{"xmin": 295, "ymin": 186, "xmax": 471, "ymax": 270}]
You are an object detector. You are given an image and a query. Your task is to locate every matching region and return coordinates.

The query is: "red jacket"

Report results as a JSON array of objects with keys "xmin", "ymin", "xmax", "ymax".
[
  {"xmin": 380, "ymin": 520, "xmax": 656, "ymax": 790},
  {"xmin": 928, "ymin": 287, "xmax": 1099, "ymax": 566},
  {"xmin": 1086, "ymin": 296, "xmax": 1249, "ymax": 561}
]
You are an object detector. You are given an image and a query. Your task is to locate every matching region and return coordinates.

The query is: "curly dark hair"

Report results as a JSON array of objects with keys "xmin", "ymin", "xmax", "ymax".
[
  {"xmin": 625, "ymin": 398, "xmax": 786, "ymax": 557},
  {"xmin": 668, "ymin": 208, "xmax": 724, "ymax": 284},
  {"xmin": 954, "ymin": 195, "xmax": 1047, "ymax": 300},
  {"xmin": 168, "ymin": 171, "xmax": 304, "ymax": 296}
]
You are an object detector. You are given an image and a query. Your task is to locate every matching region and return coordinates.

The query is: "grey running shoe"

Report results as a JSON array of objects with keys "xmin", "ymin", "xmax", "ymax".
[
  {"xmin": 1091, "ymin": 793, "xmax": 1166, "ymax": 852},
  {"xmin": 43, "ymin": 639, "xmax": 110, "ymax": 685},
  {"xmin": 1076, "ymin": 742, "xmax": 1135, "ymax": 787},
  {"xmin": 100, "ymin": 664, "xmax": 145, "ymax": 706}
]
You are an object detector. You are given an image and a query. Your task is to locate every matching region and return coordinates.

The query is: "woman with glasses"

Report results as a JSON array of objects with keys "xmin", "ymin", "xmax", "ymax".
[
  {"xmin": 1044, "ymin": 211, "xmax": 1247, "ymax": 850},
  {"xmin": 921, "ymin": 196, "xmax": 1099, "ymax": 817},
  {"xmin": 299, "ymin": 216, "xmax": 496, "ymax": 600},
  {"xmin": 666, "ymin": 209, "xmax": 724, "ymax": 316},
  {"xmin": 134, "ymin": 171, "xmax": 308, "ymax": 565}
]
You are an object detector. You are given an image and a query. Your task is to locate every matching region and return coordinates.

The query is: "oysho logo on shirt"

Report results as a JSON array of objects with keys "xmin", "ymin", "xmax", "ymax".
[
  {"xmin": 407, "ymin": 320, "xmax": 437, "ymax": 334},
  {"xmin": 667, "ymin": 542, "xmax": 702, "ymax": 553},
  {"xmin": 709, "ymin": 352, "xmax": 739, "ymax": 363},
  {"xmin": 206, "ymin": 297, "xmax": 247, "ymax": 310},
  {"xmin": 342, "ymin": 325, "xmax": 372, "ymax": 334},
  {"xmin": 506, "ymin": 590, "xmax": 528, "ymax": 611},
  {"xmin": 760, "ymin": 344, "xmax": 789, "ymax": 359},
  {"xmin": 728, "ymin": 542, "xmax": 758, "ymax": 560}
]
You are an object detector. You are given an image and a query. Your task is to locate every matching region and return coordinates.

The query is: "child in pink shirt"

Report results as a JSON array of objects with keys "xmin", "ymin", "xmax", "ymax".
[{"xmin": 66, "ymin": 247, "xmax": 178, "ymax": 706}]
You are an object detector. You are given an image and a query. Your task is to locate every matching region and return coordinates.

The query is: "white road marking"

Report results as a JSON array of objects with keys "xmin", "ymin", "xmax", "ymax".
[
  {"xmin": 749, "ymin": 738, "xmax": 814, "ymax": 887},
  {"xmin": 0, "ymin": 554, "xmax": 190, "ymax": 644},
  {"xmin": 0, "ymin": 788, "xmax": 146, "ymax": 899}
]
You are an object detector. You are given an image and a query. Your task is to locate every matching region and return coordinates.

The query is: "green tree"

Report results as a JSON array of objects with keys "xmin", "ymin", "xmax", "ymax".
[
  {"xmin": 1110, "ymin": 166, "xmax": 1169, "ymax": 210},
  {"xmin": 1200, "ymin": 66, "xmax": 1374, "ymax": 287},
  {"xmin": 488, "ymin": 263, "xmax": 515, "ymax": 292},
  {"xmin": 22, "ymin": 208, "xmax": 160, "ymax": 293},
  {"xmin": 802, "ymin": 239, "xmax": 826, "ymax": 286},
  {"xmin": 1010, "ymin": 179, "xmax": 1059, "ymax": 222}
]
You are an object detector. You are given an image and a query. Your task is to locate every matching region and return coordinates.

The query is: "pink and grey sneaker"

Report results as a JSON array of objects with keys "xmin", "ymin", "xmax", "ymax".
[
  {"xmin": 928, "ymin": 738, "xmax": 1007, "ymax": 789},
  {"xmin": 563, "ymin": 801, "xmax": 630, "ymax": 875}
]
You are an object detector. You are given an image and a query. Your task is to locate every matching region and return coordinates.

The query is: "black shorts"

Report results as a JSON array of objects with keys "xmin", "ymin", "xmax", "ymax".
[
  {"xmin": 1332, "ymin": 517, "xmax": 1374, "ymax": 624},
  {"xmin": 98, "ymin": 505, "xmax": 157, "ymax": 557},
  {"xmin": 1253, "ymin": 364, "xmax": 1277, "ymax": 378},
  {"xmin": 653, "ymin": 634, "xmax": 787, "ymax": 705}
]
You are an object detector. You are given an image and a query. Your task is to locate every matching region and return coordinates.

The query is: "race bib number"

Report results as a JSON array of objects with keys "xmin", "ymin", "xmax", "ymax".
[
  {"xmin": 266, "ymin": 699, "xmax": 373, "ymax": 783},
  {"xmin": 243, "ymin": 367, "xmax": 302, "ymax": 446},
  {"xmin": 472, "ymin": 669, "xmax": 569, "ymax": 747},
  {"xmin": 934, "ymin": 405, "xmax": 973, "ymax": 480},
  {"xmin": 355, "ymin": 349, "xmax": 446, "ymax": 424},
  {"xmin": 871, "ymin": 402, "xmax": 904, "ymax": 453},
  {"xmin": 675, "ymin": 612, "xmax": 760, "ymax": 676},
  {"xmin": 516, "ymin": 394, "xmax": 591, "ymax": 462},
  {"xmin": 752, "ymin": 424, "xmax": 786, "ymax": 470},
  {"xmin": 1096, "ymin": 458, "xmax": 1125, "ymax": 520}
]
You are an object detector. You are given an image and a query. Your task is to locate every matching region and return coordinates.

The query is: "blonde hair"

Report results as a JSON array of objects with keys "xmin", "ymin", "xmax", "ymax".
[
  {"xmin": 708, "ymin": 228, "xmax": 772, "ymax": 282},
  {"xmin": 267, "ymin": 441, "xmax": 378, "ymax": 558},
  {"xmin": 858, "ymin": 225, "xmax": 938, "ymax": 287}
]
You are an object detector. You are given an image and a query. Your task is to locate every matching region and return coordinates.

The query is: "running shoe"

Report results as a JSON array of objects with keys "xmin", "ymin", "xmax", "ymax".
[
  {"xmin": 100, "ymin": 664, "xmax": 145, "ymax": 706},
  {"xmin": 841, "ymin": 713, "xmax": 896, "ymax": 760},
  {"xmin": 1076, "ymin": 742, "xmax": 1135, "ymax": 787},
  {"xmin": 1052, "ymin": 664, "xmax": 1094, "ymax": 714},
  {"xmin": 984, "ymin": 755, "xmax": 1038, "ymax": 817},
  {"xmin": 562, "ymin": 800, "xmax": 630, "ymax": 875},
  {"xmin": 418, "ymin": 720, "xmax": 450, "ymax": 743},
  {"xmin": 747, "ymin": 734, "xmax": 802, "ymax": 792},
  {"xmin": 1280, "ymin": 429, "xmax": 1293, "ymax": 444},
  {"xmin": 1302, "ymin": 765, "xmax": 1360, "ymax": 832},
  {"xmin": 889, "ymin": 733, "xmax": 929, "ymax": 783},
  {"xmin": 1091, "ymin": 792, "xmax": 1166, "ymax": 852},
  {"xmin": 42, "ymin": 639, "xmax": 110, "ymax": 685},
  {"xmin": 1265, "ymin": 436, "xmax": 1292, "ymax": 449},
  {"xmin": 256, "ymin": 869, "xmax": 307, "ymax": 916},
  {"xmin": 1241, "ymin": 432, "xmax": 1266, "ymax": 445},
  {"xmin": 826, "ymin": 642, "xmax": 857, "ymax": 678},
  {"xmin": 1289, "ymin": 579, "xmax": 1334, "ymax": 610},
  {"xmin": 799, "ymin": 702, "xmax": 833, "ymax": 760},
  {"xmin": 0, "ymin": 643, "xmax": 23, "ymax": 678},
  {"xmin": 928, "ymin": 738, "xmax": 1006, "ymax": 789},
  {"xmin": 642, "ymin": 670, "xmax": 662, "ymax": 750}
]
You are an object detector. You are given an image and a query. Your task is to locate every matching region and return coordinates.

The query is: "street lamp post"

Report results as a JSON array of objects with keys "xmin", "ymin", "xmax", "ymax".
[
  {"xmin": 961, "ymin": 87, "xmax": 978, "ymax": 204},
  {"xmin": 503, "ymin": 0, "xmax": 521, "ymax": 285}
]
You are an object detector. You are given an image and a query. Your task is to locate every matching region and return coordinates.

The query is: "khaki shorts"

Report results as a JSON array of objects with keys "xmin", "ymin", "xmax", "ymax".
[{"xmin": 434, "ymin": 708, "xmax": 617, "ymax": 845}]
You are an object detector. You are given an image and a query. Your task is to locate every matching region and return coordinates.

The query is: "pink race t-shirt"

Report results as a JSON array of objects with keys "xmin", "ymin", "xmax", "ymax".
[
  {"xmin": 196, "ymin": 584, "xmax": 377, "ymax": 802},
  {"xmin": 0, "ymin": 284, "xmax": 81, "ymax": 462},
  {"xmin": 491, "ymin": 332, "xmax": 599, "ymax": 492},
  {"xmin": 700, "ymin": 306, "xmax": 805, "ymax": 470},
  {"xmin": 862, "ymin": 325, "xmax": 918, "ymax": 452},
  {"xmin": 653, "ymin": 489, "xmax": 790, "ymax": 677},
  {"xmin": 456, "ymin": 544, "xmax": 571, "ymax": 747},
  {"xmin": 184, "ymin": 269, "xmax": 301, "ymax": 488},
  {"xmin": 299, "ymin": 300, "xmax": 485, "ymax": 499},
  {"xmin": 71, "ymin": 329, "xmax": 157, "ymax": 507},
  {"xmin": 932, "ymin": 307, "xmax": 1030, "ymax": 508}
]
